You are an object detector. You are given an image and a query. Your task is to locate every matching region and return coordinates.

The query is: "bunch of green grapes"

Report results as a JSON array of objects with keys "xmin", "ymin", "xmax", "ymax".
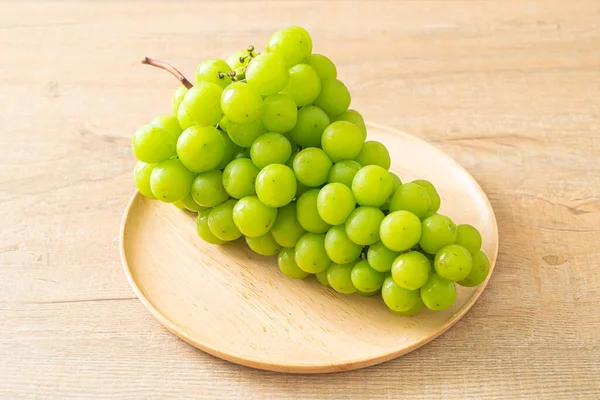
[{"xmin": 132, "ymin": 26, "xmax": 491, "ymax": 316}]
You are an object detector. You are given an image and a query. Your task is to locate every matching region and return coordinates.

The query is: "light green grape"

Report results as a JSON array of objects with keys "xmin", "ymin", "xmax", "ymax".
[
  {"xmin": 255, "ymin": 164, "xmax": 297, "ymax": 207},
  {"xmin": 227, "ymin": 118, "xmax": 266, "ymax": 147},
  {"xmin": 177, "ymin": 82, "xmax": 224, "ymax": 129},
  {"xmin": 315, "ymin": 270, "xmax": 330, "ymax": 287},
  {"xmin": 294, "ymin": 232, "xmax": 330, "ymax": 273},
  {"xmin": 303, "ymin": 54, "xmax": 337, "ymax": 79},
  {"xmin": 351, "ymin": 260, "xmax": 385, "ymax": 293},
  {"xmin": 191, "ymin": 170, "xmax": 229, "ymax": 207},
  {"xmin": 149, "ymin": 159, "xmax": 194, "ymax": 203},
  {"xmin": 412, "ymin": 179, "xmax": 441, "ymax": 213},
  {"xmin": 271, "ymin": 203, "xmax": 306, "ymax": 248},
  {"xmin": 324, "ymin": 225, "xmax": 362, "ymax": 264},
  {"xmin": 455, "ymin": 224, "xmax": 482, "ymax": 255},
  {"xmin": 195, "ymin": 59, "xmax": 232, "ymax": 89},
  {"xmin": 352, "ymin": 165, "xmax": 394, "ymax": 207},
  {"xmin": 222, "ymin": 158, "xmax": 259, "ymax": 199},
  {"xmin": 391, "ymin": 251, "xmax": 431, "ymax": 290},
  {"xmin": 434, "ymin": 244, "xmax": 473, "ymax": 282},
  {"xmin": 151, "ymin": 114, "xmax": 183, "ymax": 138},
  {"xmin": 327, "ymin": 262, "xmax": 358, "ymax": 294},
  {"xmin": 280, "ymin": 64, "xmax": 321, "ymax": 106},
  {"xmin": 216, "ymin": 132, "xmax": 239, "ymax": 170},
  {"xmin": 420, "ymin": 273, "xmax": 456, "ymax": 311},
  {"xmin": 246, "ymin": 233, "xmax": 281, "ymax": 256},
  {"xmin": 392, "ymin": 297, "xmax": 425, "ymax": 316},
  {"xmin": 379, "ymin": 210, "xmax": 422, "ymax": 252},
  {"xmin": 134, "ymin": 161, "xmax": 156, "ymax": 199},
  {"xmin": 296, "ymin": 189, "xmax": 331, "ymax": 233},
  {"xmin": 313, "ymin": 79, "xmax": 350, "ymax": 117},
  {"xmin": 458, "ymin": 250, "xmax": 490, "ymax": 287},
  {"xmin": 221, "ymin": 82, "xmax": 263, "ymax": 124},
  {"xmin": 316, "ymin": 183, "xmax": 355, "ymax": 225},
  {"xmin": 293, "ymin": 147, "xmax": 332, "ymax": 187},
  {"xmin": 278, "ymin": 247, "xmax": 310, "ymax": 279},
  {"xmin": 218, "ymin": 116, "xmax": 229, "ymax": 133},
  {"xmin": 354, "ymin": 140, "xmax": 391, "ymax": 170},
  {"xmin": 266, "ymin": 26, "xmax": 312, "ymax": 67},
  {"xmin": 288, "ymin": 106, "xmax": 330, "ymax": 147},
  {"xmin": 367, "ymin": 241, "xmax": 399, "ymax": 273},
  {"xmin": 357, "ymin": 290, "xmax": 379, "ymax": 297},
  {"xmin": 381, "ymin": 172, "xmax": 403, "ymax": 211},
  {"xmin": 295, "ymin": 182, "xmax": 310, "ymax": 198},
  {"xmin": 234, "ymin": 148, "xmax": 250, "ymax": 160},
  {"xmin": 173, "ymin": 201, "xmax": 185, "ymax": 210},
  {"xmin": 250, "ymin": 132, "xmax": 292, "ymax": 169},
  {"xmin": 345, "ymin": 206, "xmax": 384, "ymax": 245},
  {"xmin": 172, "ymin": 86, "xmax": 188, "ymax": 116},
  {"xmin": 328, "ymin": 160, "xmax": 362, "ymax": 188},
  {"xmin": 389, "ymin": 182, "xmax": 431, "ymax": 219},
  {"xmin": 176, "ymin": 126, "xmax": 225, "ymax": 173},
  {"xmin": 381, "ymin": 276, "xmax": 420, "ymax": 312},
  {"xmin": 208, "ymin": 199, "xmax": 241, "ymax": 241},
  {"xmin": 261, "ymin": 94, "xmax": 297, "ymax": 133},
  {"xmin": 232, "ymin": 195, "xmax": 277, "ymax": 238},
  {"xmin": 246, "ymin": 53, "xmax": 289, "ymax": 96},
  {"xmin": 180, "ymin": 193, "xmax": 205, "ymax": 212},
  {"xmin": 419, "ymin": 214, "xmax": 457, "ymax": 255},
  {"xmin": 331, "ymin": 109, "xmax": 367, "ymax": 138},
  {"xmin": 196, "ymin": 209, "xmax": 225, "ymax": 245},
  {"xmin": 131, "ymin": 124, "xmax": 178, "ymax": 163},
  {"xmin": 226, "ymin": 49, "xmax": 257, "ymax": 69},
  {"xmin": 321, "ymin": 121, "xmax": 365, "ymax": 162}
]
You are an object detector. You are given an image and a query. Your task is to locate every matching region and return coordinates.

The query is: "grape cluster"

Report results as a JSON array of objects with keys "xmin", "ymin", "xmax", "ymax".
[{"xmin": 132, "ymin": 26, "xmax": 491, "ymax": 316}]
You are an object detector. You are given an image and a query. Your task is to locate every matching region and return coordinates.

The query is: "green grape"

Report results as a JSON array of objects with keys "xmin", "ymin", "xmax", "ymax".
[
  {"xmin": 391, "ymin": 251, "xmax": 431, "ymax": 290},
  {"xmin": 232, "ymin": 195, "xmax": 277, "ymax": 238},
  {"xmin": 195, "ymin": 59, "xmax": 232, "ymax": 89},
  {"xmin": 458, "ymin": 250, "xmax": 490, "ymax": 287},
  {"xmin": 392, "ymin": 297, "xmax": 424, "ymax": 316},
  {"xmin": 280, "ymin": 64, "xmax": 321, "ymax": 107},
  {"xmin": 180, "ymin": 193, "xmax": 205, "ymax": 212},
  {"xmin": 250, "ymin": 132, "xmax": 292, "ymax": 169},
  {"xmin": 351, "ymin": 260, "xmax": 385, "ymax": 293},
  {"xmin": 221, "ymin": 82, "xmax": 263, "ymax": 124},
  {"xmin": 420, "ymin": 273, "xmax": 456, "ymax": 311},
  {"xmin": 294, "ymin": 232, "xmax": 330, "ymax": 273},
  {"xmin": 324, "ymin": 225, "xmax": 362, "ymax": 264},
  {"xmin": 419, "ymin": 214, "xmax": 457, "ymax": 255},
  {"xmin": 134, "ymin": 161, "xmax": 156, "ymax": 199},
  {"xmin": 331, "ymin": 109, "xmax": 367, "ymax": 138},
  {"xmin": 367, "ymin": 241, "xmax": 399, "ymax": 273},
  {"xmin": 293, "ymin": 147, "xmax": 332, "ymax": 187},
  {"xmin": 227, "ymin": 119, "xmax": 266, "ymax": 147},
  {"xmin": 222, "ymin": 158, "xmax": 259, "ymax": 199},
  {"xmin": 381, "ymin": 276, "xmax": 420, "ymax": 312},
  {"xmin": 412, "ymin": 179, "xmax": 441, "ymax": 213},
  {"xmin": 177, "ymin": 82, "xmax": 224, "ymax": 129},
  {"xmin": 246, "ymin": 233, "xmax": 281, "ymax": 256},
  {"xmin": 226, "ymin": 49, "xmax": 257, "ymax": 69},
  {"xmin": 191, "ymin": 170, "xmax": 229, "ymax": 207},
  {"xmin": 358, "ymin": 290, "xmax": 380, "ymax": 297},
  {"xmin": 354, "ymin": 141, "xmax": 391, "ymax": 170},
  {"xmin": 234, "ymin": 148, "xmax": 250, "ymax": 160},
  {"xmin": 246, "ymin": 53, "xmax": 289, "ymax": 96},
  {"xmin": 255, "ymin": 164, "xmax": 297, "ymax": 207},
  {"xmin": 131, "ymin": 124, "xmax": 178, "ymax": 163},
  {"xmin": 172, "ymin": 86, "xmax": 188, "ymax": 115},
  {"xmin": 261, "ymin": 94, "xmax": 297, "ymax": 133},
  {"xmin": 295, "ymin": 182, "xmax": 310, "ymax": 198},
  {"xmin": 345, "ymin": 206, "xmax": 384, "ymax": 245},
  {"xmin": 315, "ymin": 270, "xmax": 330, "ymax": 287},
  {"xmin": 321, "ymin": 121, "xmax": 365, "ymax": 162},
  {"xmin": 176, "ymin": 126, "xmax": 225, "ymax": 173},
  {"xmin": 271, "ymin": 203, "xmax": 306, "ymax": 248},
  {"xmin": 288, "ymin": 106, "xmax": 330, "ymax": 147},
  {"xmin": 196, "ymin": 209, "xmax": 225, "ymax": 245},
  {"xmin": 278, "ymin": 247, "xmax": 310, "ymax": 279},
  {"xmin": 313, "ymin": 79, "xmax": 350, "ymax": 117},
  {"xmin": 303, "ymin": 54, "xmax": 337, "ymax": 79},
  {"xmin": 381, "ymin": 172, "xmax": 403, "ymax": 211},
  {"xmin": 327, "ymin": 262, "xmax": 358, "ymax": 294},
  {"xmin": 296, "ymin": 189, "xmax": 331, "ymax": 233},
  {"xmin": 208, "ymin": 199, "xmax": 241, "ymax": 241},
  {"xmin": 328, "ymin": 160, "xmax": 362, "ymax": 188},
  {"xmin": 216, "ymin": 131, "xmax": 239, "ymax": 170},
  {"xmin": 455, "ymin": 224, "xmax": 482, "ymax": 255},
  {"xmin": 316, "ymin": 183, "xmax": 355, "ymax": 225},
  {"xmin": 151, "ymin": 114, "xmax": 183, "ymax": 138},
  {"xmin": 352, "ymin": 165, "xmax": 394, "ymax": 207},
  {"xmin": 173, "ymin": 201, "xmax": 185, "ymax": 210},
  {"xmin": 389, "ymin": 182, "xmax": 431, "ymax": 219},
  {"xmin": 150, "ymin": 159, "xmax": 194, "ymax": 203},
  {"xmin": 266, "ymin": 26, "xmax": 312, "ymax": 67},
  {"xmin": 218, "ymin": 116, "xmax": 229, "ymax": 133},
  {"xmin": 379, "ymin": 211, "xmax": 422, "ymax": 252},
  {"xmin": 434, "ymin": 244, "xmax": 473, "ymax": 282}
]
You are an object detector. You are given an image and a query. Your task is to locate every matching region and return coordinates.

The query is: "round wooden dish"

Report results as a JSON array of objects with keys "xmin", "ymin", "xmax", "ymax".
[{"xmin": 120, "ymin": 123, "xmax": 499, "ymax": 374}]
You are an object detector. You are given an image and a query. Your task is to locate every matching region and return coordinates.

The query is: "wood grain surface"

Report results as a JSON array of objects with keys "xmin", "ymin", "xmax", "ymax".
[{"xmin": 1, "ymin": 0, "xmax": 598, "ymax": 398}]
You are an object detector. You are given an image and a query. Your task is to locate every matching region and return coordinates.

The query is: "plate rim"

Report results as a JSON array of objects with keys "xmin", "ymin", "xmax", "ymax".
[{"xmin": 120, "ymin": 123, "xmax": 499, "ymax": 374}]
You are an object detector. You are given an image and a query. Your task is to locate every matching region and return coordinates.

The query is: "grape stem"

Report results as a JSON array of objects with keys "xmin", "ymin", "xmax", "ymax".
[{"xmin": 141, "ymin": 57, "xmax": 193, "ymax": 89}]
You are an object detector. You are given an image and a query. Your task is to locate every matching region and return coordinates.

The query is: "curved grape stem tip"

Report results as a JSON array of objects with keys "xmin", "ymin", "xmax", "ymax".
[{"xmin": 141, "ymin": 57, "xmax": 193, "ymax": 89}]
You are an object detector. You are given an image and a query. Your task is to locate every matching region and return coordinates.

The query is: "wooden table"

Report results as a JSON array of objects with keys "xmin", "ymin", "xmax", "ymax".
[{"xmin": 1, "ymin": 1, "xmax": 599, "ymax": 398}]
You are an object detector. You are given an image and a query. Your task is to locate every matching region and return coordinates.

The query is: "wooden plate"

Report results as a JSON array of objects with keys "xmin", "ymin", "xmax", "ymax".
[{"xmin": 120, "ymin": 123, "xmax": 499, "ymax": 374}]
